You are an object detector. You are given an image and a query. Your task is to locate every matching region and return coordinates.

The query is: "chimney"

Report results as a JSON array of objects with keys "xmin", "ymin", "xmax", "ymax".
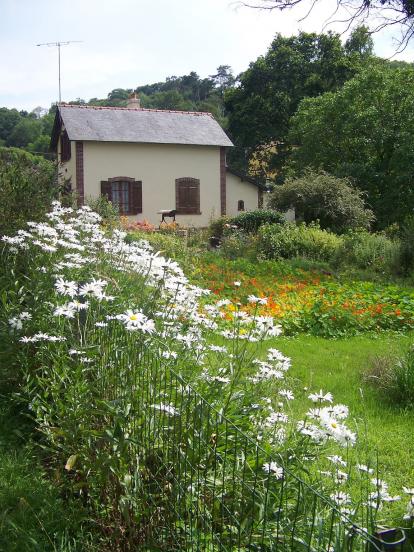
[{"xmin": 126, "ymin": 93, "xmax": 141, "ymax": 109}]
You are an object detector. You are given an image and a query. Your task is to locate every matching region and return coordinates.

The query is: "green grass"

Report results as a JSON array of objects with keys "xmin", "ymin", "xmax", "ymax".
[
  {"xmin": 0, "ymin": 400, "xmax": 95, "ymax": 552},
  {"xmin": 270, "ymin": 334, "xmax": 414, "ymax": 504}
]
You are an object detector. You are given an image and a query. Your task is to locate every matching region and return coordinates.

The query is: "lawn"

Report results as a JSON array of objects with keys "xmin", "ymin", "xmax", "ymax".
[{"xmin": 272, "ymin": 334, "xmax": 414, "ymax": 493}]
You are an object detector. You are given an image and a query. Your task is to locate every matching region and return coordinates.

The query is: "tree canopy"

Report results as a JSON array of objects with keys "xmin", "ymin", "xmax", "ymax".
[
  {"xmin": 224, "ymin": 28, "xmax": 373, "ymax": 181},
  {"xmin": 288, "ymin": 64, "xmax": 414, "ymax": 227}
]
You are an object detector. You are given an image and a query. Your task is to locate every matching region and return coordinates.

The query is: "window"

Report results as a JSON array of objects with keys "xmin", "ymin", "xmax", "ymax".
[
  {"xmin": 238, "ymin": 200, "xmax": 245, "ymax": 212},
  {"xmin": 61, "ymin": 130, "xmax": 71, "ymax": 162},
  {"xmin": 175, "ymin": 177, "xmax": 200, "ymax": 215},
  {"xmin": 100, "ymin": 177, "xmax": 142, "ymax": 215}
]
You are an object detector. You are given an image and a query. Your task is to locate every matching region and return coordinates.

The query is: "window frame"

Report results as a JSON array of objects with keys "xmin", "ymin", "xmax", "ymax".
[
  {"xmin": 175, "ymin": 177, "xmax": 201, "ymax": 215},
  {"xmin": 100, "ymin": 176, "xmax": 142, "ymax": 216},
  {"xmin": 237, "ymin": 200, "xmax": 245, "ymax": 212}
]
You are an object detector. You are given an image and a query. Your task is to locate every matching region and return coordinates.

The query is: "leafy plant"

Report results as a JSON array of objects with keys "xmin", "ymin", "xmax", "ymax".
[
  {"xmin": 230, "ymin": 209, "xmax": 285, "ymax": 233},
  {"xmin": 269, "ymin": 170, "xmax": 374, "ymax": 233},
  {"xmin": 338, "ymin": 230, "xmax": 400, "ymax": 274},
  {"xmin": 257, "ymin": 221, "xmax": 342, "ymax": 262},
  {"xmin": 365, "ymin": 347, "xmax": 414, "ymax": 408},
  {"xmin": 0, "ymin": 147, "xmax": 57, "ymax": 236}
]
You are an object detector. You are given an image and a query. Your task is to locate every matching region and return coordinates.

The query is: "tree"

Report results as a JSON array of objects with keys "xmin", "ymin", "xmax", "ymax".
[
  {"xmin": 241, "ymin": 0, "xmax": 414, "ymax": 50},
  {"xmin": 288, "ymin": 64, "xmax": 414, "ymax": 227},
  {"xmin": 7, "ymin": 117, "xmax": 41, "ymax": 148},
  {"xmin": 225, "ymin": 29, "xmax": 370, "ymax": 180},
  {"xmin": 0, "ymin": 147, "xmax": 57, "ymax": 235},
  {"xmin": 210, "ymin": 65, "xmax": 235, "ymax": 95},
  {"xmin": 269, "ymin": 170, "xmax": 374, "ymax": 233},
  {"xmin": 0, "ymin": 108, "xmax": 22, "ymax": 143}
]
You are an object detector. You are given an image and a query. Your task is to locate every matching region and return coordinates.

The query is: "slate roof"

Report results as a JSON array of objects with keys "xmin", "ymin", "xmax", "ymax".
[{"xmin": 54, "ymin": 104, "xmax": 233, "ymax": 147}]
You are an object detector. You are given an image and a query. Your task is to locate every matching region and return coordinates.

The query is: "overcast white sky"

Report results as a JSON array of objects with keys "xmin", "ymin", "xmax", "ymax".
[{"xmin": 1, "ymin": 0, "xmax": 413, "ymax": 111}]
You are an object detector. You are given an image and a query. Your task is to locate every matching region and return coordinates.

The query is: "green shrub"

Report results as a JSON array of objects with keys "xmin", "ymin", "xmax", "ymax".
[
  {"xmin": 219, "ymin": 229, "xmax": 259, "ymax": 260},
  {"xmin": 208, "ymin": 210, "xmax": 285, "ymax": 240},
  {"xmin": 86, "ymin": 194, "xmax": 120, "ymax": 228},
  {"xmin": 230, "ymin": 209, "xmax": 285, "ymax": 233},
  {"xmin": 269, "ymin": 170, "xmax": 374, "ymax": 233},
  {"xmin": 208, "ymin": 216, "xmax": 231, "ymax": 239},
  {"xmin": 257, "ymin": 222, "xmax": 342, "ymax": 262},
  {"xmin": 0, "ymin": 147, "xmax": 57, "ymax": 235},
  {"xmin": 365, "ymin": 347, "xmax": 414, "ymax": 408},
  {"xmin": 338, "ymin": 230, "xmax": 400, "ymax": 274}
]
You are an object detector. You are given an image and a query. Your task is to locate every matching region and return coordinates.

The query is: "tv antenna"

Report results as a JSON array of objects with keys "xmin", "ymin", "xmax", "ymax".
[{"xmin": 36, "ymin": 41, "xmax": 83, "ymax": 103}]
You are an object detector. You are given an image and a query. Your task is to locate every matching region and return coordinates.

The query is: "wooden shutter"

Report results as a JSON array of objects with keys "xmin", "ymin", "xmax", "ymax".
[
  {"xmin": 176, "ymin": 178, "xmax": 200, "ymax": 214},
  {"xmin": 101, "ymin": 180, "xmax": 112, "ymax": 202},
  {"xmin": 130, "ymin": 181, "xmax": 142, "ymax": 214},
  {"xmin": 61, "ymin": 130, "xmax": 71, "ymax": 162}
]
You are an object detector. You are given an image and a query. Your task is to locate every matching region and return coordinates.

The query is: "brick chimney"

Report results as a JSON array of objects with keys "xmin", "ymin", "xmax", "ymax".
[{"xmin": 126, "ymin": 93, "xmax": 141, "ymax": 109}]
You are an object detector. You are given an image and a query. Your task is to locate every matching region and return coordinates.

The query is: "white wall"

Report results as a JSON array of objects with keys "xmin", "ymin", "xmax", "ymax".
[
  {"xmin": 62, "ymin": 141, "xmax": 222, "ymax": 227},
  {"xmin": 226, "ymin": 172, "xmax": 259, "ymax": 217}
]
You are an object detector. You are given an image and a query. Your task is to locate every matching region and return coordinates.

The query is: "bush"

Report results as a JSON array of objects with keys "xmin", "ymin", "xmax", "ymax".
[
  {"xmin": 208, "ymin": 216, "xmax": 231, "ymax": 239},
  {"xmin": 0, "ymin": 147, "xmax": 57, "ymax": 235},
  {"xmin": 86, "ymin": 194, "xmax": 120, "ymax": 228},
  {"xmin": 208, "ymin": 210, "xmax": 285, "ymax": 241},
  {"xmin": 257, "ymin": 222, "xmax": 342, "ymax": 262},
  {"xmin": 230, "ymin": 209, "xmax": 285, "ymax": 233},
  {"xmin": 219, "ymin": 229, "xmax": 259, "ymax": 260},
  {"xmin": 365, "ymin": 347, "xmax": 414, "ymax": 408},
  {"xmin": 269, "ymin": 170, "xmax": 374, "ymax": 234},
  {"xmin": 338, "ymin": 230, "xmax": 400, "ymax": 274}
]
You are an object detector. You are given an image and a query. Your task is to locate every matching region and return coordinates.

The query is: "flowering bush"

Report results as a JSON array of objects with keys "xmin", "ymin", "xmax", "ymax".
[{"xmin": 1, "ymin": 203, "xmax": 412, "ymax": 548}]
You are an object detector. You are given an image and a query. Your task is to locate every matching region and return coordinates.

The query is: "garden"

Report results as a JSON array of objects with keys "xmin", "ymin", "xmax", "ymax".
[
  {"xmin": 1, "ymin": 151, "xmax": 414, "ymax": 550},
  {"xmin": 1, "ymin": 200, "xmax": 414, "ymax": 551}
]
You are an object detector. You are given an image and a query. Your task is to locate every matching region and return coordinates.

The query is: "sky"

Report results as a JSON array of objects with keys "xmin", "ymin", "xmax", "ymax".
[{"xmin": 1, "ymin": 0, "xmax": 413, "ymax": 112}]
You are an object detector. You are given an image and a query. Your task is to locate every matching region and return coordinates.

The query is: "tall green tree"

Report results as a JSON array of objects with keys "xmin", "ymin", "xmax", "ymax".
[
  {"xmin": 288, "ymin": 64, "xmax": 414, "ymax": 227},
  {"xmin": 224, "ymin": 29, "xmax": 372, "ymax": 180}
]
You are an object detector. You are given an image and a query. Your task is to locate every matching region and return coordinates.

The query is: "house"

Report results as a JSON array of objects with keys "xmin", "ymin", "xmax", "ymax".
[{"xmin": 51, "ymin": 98, "xmax": 262, "ymax": 227}]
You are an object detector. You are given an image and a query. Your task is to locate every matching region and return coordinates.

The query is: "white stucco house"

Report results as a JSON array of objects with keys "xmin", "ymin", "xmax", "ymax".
[{"xmin": 51, "ymin": 98, "xmax": 263, "ymax": 227}]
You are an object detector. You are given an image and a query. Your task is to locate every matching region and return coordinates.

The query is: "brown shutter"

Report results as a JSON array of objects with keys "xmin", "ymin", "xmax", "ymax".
[
  {"xmin": 61, "ymin": 130, "xmax": 71, "ymax": 162},
  {"xmin": 130, "ymin": 180, "xmax": 142, "ymax": 214},
  {"xmin": 176, "ymin": 178, "xmax": 200, "ymax": 214},
  {"xmin": 101, "ymin": 181, "xmax": 112, "ymax": 202}
]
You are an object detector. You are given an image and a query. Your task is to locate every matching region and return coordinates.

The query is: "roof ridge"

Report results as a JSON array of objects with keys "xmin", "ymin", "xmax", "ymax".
[{"xmin": 58, "ymin": 103, "xmax": 213, "ymax": 117}]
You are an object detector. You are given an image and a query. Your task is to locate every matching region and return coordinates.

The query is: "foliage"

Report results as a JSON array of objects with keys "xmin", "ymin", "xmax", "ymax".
[
  {"xmin": 399, "ymin": 215, "xmax": 414, "ymax": 275},
  {"xmin": 2, "ymin": 204, "xmax": 411, "ymax": 548},
  {"xmin": 208, "ymin": 215, "xmax": 231, "ymax": 239},
  {"xmin": 85, "ymin": 194, "xmax": 120, "ymax": 228},
  {"xmin": 365, "ymin": 346, "xmax": 414, "ymax": 408},
  {"xmin": 0, "ymin": 107, "xmax": 55, "ymax": 155},
  {"xmin": 338, "ymin": 230, "xmax": 401, "ymax": 275},
  {"xmin": 218, "ymin": 228, "xmax": 259, "ymax": 260},
  {"xmin": 257, "ymin": 222, "xmax": 342, "ymax": 263},
  {"xmin": 269, "ymin": 170, "xmax": 374, "ymax": 233},
  {"xmin": 193, "ymin": 255, "xmax": 414, "ymax": 337},
  {"xmin": 0, "ymin": 147, "xmax": 57, "ymax": 236},
  {"xmin": 225, "ymin": 29, "xmax": 371, "ymax": 179},
  {"xmin": 289, "ymin": 64, "xmax": 414, "ymax": 227},
  {"xmin": 0, "ymin": 401, "xmax": 95, "ymax": 551},
  {"xmin": 230, "ymin": 208, "xmax": 285, "ymax": 233}
]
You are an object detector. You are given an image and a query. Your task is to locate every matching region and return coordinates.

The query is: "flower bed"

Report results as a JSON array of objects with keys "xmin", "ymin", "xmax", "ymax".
[{"xmin": 194, "ymin": 258, "xmax": 414, "ymax": 337}]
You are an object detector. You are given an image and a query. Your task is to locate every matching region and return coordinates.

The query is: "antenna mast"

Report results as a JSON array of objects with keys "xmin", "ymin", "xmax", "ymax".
[{"xmin": 36, "ymin": 41, "xmax": 83, "ymax": 103}]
